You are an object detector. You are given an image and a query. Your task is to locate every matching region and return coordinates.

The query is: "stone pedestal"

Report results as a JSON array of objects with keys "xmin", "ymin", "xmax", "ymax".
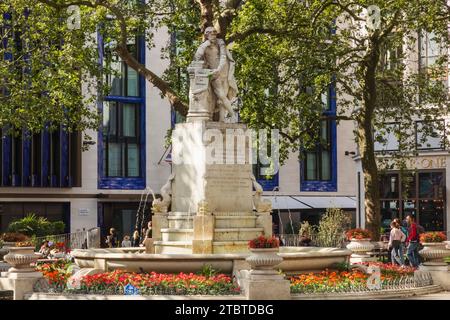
[
  {"xmin": 143, "ymin": 238, "xmax": 155, "ymax": 254},
  {"xmin": 172, "ymin": 121, "xmax": 253, "ymax": 213},
  {"xmin": 152, "ymin": 213, "xmax": 168, "ymax": 241},
  {"xmin": 242, "ymin": 272, "xmax": 290, "ymax": 300},
  {"xmin": 255, "ymin": 212, "xmax": 272, "ymax": 236},
  {"xmin": 0, "ymin": 271, "xmax": 43, "ymax": 300},
  {"xmin": 192, "ymin": 215, "xmax": 214, "ymax": 254},
  {"xmin": 155, "ymin": 120, "xmax": 268, "ymax": 254},
  {"xmin": 419, "ymin": 264, "xmax": 450, "ymax": 290}
]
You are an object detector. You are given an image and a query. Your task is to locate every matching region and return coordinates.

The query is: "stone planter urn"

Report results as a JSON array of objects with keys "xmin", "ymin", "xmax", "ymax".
[
  {"xmin": 246, "ymin": 248, "xmax": 283, "ymax": 276},
  {"xmin": 2, "ymin": 242, "xmax": 16, "ymax": 249},
  {"xmin": 445, "ymin": 241, "xmax": 450, "ymax": 250},
  {"xmin": 346, "ymin": 239, "xmax": 375, "ymax": 263},
  {"xmin": 0, "ymin": 247, "xmax": 8, "ymax": 261},
  {"xmin": 419, "ymin": 242, "xmax": 450, "ymax": 265},
  {"xmin": 3, "ymin": 247, "xmax": 42, "ymax": 273}
]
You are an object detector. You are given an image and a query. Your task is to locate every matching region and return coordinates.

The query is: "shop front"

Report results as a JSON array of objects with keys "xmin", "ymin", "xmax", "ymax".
[{"xmin": 380, "ymin": 170, "xmax": 446, "ymax": 232}]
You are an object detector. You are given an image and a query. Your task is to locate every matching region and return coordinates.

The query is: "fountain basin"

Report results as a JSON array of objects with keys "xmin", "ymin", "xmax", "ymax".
[{"xmin": 72, "ymin": 247, "xmax": 351, "ymax": 274}]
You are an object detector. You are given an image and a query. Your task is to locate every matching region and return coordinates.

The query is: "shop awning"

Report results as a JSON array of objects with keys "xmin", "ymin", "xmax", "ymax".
[
  {"xmin": 263, "ymin": 196, "xmax": 312, "ymax": 210},
  {"xmin": 263, "ymin": 196, "xmax": 356, "ymax": 210},
  {"xmin": 292, "ymin": 196, "xmax": 356, "ymax": 209}
]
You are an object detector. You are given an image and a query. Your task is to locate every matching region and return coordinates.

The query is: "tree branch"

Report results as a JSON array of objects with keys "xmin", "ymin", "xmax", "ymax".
[
  {"xmin": 35, "ymin": 0, "xmax": 189, "ymax": 116},
  {"xmin": 216, "ymin": 0, "xmax": 243, "ymax": 38},
  {"xmin": 195, "ymin": 0, "xmax": 214, "ymax": 34}
]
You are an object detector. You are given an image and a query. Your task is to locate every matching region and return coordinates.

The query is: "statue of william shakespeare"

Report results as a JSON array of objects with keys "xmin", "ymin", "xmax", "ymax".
[{"xmin": 187, "ymin": 27, "xmax": 239, "ymax": 122}]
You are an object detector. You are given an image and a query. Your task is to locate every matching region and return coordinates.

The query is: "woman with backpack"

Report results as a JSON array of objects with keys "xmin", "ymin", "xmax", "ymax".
[{"xmin": 388, "ymin": 220, "xmax": 406, "ymax": 266}]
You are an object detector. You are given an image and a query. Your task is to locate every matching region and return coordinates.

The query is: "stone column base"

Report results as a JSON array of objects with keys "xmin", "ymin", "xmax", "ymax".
[
  {"xmin": 192, "ymin": 215, "xmax": 214, "ymax": 254},
  {"xmin": 152, "ymin": 214, "xmax": 168, "ymax": 241},
  {"xmin": 143, "ymin": 238, "xmax": 155, "ymax": 254},
  {"xmin": 241, "ymin": 270, "xmax": 291, "ymax": 300},
  {"xmin": 244, "ymin": 277, "xmax": 291, "ymax": 300},
  {"xmin": 419, "ymin": 264, "xmax": 450, "ymax": 290},
  {"xmin": 0, "ymin": 271, "xmax": 43, "ymax": 300}
]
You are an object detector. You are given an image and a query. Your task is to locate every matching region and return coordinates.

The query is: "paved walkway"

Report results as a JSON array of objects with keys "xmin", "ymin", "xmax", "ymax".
[{"xmin": 394, "ymin": 291, "xmax": 450, "ymax": 300}]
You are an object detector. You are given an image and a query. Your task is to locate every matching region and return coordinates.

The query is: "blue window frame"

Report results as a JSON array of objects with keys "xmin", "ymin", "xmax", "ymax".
[
  {"xmin": 1, "ymin": 13, "xmax": 79, "ymax": 188},
  {"xmin": 253, "ymin": 152, "xmax": 279, "ymax": 192},
  {"xmin": 98, "ymin": 32, "xmax": 146, "ymax": 190},
  {"xmin": 300, "ymin": 84, "xmax": 337, "ymax": 192}
]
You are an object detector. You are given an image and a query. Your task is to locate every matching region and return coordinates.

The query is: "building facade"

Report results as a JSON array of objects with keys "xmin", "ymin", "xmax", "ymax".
[{"xmin": 2, "ymin": 26, "xmax": 448, "ymax": 242}]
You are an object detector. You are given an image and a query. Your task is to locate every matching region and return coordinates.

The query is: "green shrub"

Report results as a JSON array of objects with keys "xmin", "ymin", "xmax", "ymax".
[
  {"xmin": 51, "ymin": 221, "xmax": 65, "ymax": 235},
  {"xmin": 315, "ymin": 208, "xmax": 351, "ymax": 248},
  {"xmin": 7, "ymin": 213, "xmax": 65, "ymax": 237},
  {"xmin": 199, "ymin": 264, "xmax": 219, "ymax": 277}
]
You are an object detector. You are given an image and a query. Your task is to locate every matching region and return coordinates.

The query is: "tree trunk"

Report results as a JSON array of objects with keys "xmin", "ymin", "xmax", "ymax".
[
  {"xmin": 358, "ymin": 41, "xmax": 382, "ymax": 241},
  {"xmin": 358, "ymin": 124, "xmax": 381, "ymax": 241},
  {"xmin": 196, "ymin": 0, "xmax": 214, "ymax": 33}
]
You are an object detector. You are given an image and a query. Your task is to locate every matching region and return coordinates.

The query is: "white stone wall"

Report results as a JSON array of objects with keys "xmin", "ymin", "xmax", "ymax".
[
  {"xmin": 145, "ymin": 26, "xmax": 172, "ymax": 193},
  {"xmin": 69, "ymin": 199, "xmax": 98, "ymax": 232}
]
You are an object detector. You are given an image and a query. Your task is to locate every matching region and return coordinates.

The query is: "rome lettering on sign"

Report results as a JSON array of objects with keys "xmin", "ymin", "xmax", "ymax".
[{"xmin": 407, "ymin": 157, "xmax": 446, "ymax": 169}]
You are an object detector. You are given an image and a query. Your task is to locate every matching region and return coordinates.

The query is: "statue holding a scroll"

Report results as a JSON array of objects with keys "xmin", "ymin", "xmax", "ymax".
[{"xmin": 187, "ymin": 27, "xmax": 238, "ymax": 122}]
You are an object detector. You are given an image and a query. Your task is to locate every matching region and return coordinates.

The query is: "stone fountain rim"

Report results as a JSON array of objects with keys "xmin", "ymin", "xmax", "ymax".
[{"xmin": 71, "ymin": 247, "xmax": 351, "ymax": 260}]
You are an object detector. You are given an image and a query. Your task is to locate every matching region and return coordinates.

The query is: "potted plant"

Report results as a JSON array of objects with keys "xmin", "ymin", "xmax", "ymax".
[
  {"xmin": 3, "ymin": 240, "xmax": 42, "ymax": 273},
  {"xmin": 1, "ymin": 232, "xmax": 28, "ymax": 249},
  {"xmin": 246, "ymin": 235, "xmax": 283, "ymax": 273},
  {"xmin": 345, "ymin": 228, "xmax": 375, "ymax": 262},
  {"xmin": 419, "ymin": 232, "xmax": 449, "ymax": 265}
]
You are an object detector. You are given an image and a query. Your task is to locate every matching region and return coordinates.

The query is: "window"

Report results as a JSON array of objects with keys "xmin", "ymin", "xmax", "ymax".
[
  {"xmin": 304, "ymin": 120, "xmax": 332, "ymax": 181},
  {"xmin": 379, "ymin": 171, "xmax": 446, "ymax": 232},
  {"xmin": 419, "ymin": 31, "xmax": 449, "ymax": 93},
  {"xmin": 416, "ymin": 120, "xmax": 445, "ymax": 150},
  {"xmin": 301, "ymin": 84, "xmax": 337, "ymax": 191},
  {"xmin": 102, "ymin": 102, "xmax": 141, "ymax": 178},
  {"xmin": 252, "ymin": 130, "xmax": 279, "ymax": 191},
  {"xmin": 374, "ymin": 123, "xmax": 400, "ymax": 152},
  {"xmin": 104, "ymin": 38, "xmax": 139, "ymax": 97},
  {"xmin": 380, "ymin": 39, "xmax": 403, "ymax": 72},
  {"xmin": 11, "ymin": 134, "xmax": 22, "ymax": 185},
  {"xmin": 419, "ymin": 32, "xmax": 444, "ymax": 69},
  {"xmin": 98, "ymin": 30, "xmax": 145, "ymax": 189}
]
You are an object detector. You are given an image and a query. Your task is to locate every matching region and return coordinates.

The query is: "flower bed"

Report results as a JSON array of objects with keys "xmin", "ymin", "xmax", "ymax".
[
  {"xmin": 36, "ymin": 260, "xmax": 74, "ymax": 290},
  {"xmin": 75, "ymin": 270, "xmax": 240, "ymax": 296},
  {"xmin": 290, "ymin": 262, "xmax": 416, "ymax": 294},
  {"xmin": 354, "ymin": 262, "xmax": 416, "ymax": 277},
  {"xmin": 420, "ymin": 232, "xmax": 447, "ymax": 243},
  {"xmin": 35, "ymin": 261, "xmax": 240, "ymax": 296}
]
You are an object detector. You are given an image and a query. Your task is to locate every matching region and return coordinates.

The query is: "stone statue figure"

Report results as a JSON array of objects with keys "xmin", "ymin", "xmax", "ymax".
[
  {"xmin": 251, "ymin": 174, "xmax": 272, "ymax": 213},
  {"xmin": 190, "ymin": 27, "xmax": 239, "ymax": 122},
  {"xmin": 152, "ymin": 173, "xmax": 175, "ymax": 213}
]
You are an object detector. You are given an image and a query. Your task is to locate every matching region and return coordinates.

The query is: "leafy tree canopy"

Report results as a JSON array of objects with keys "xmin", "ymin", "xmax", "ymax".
[{"xmin": 1, "ymin": 0, "xmax": 449, "ymax": 237}]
